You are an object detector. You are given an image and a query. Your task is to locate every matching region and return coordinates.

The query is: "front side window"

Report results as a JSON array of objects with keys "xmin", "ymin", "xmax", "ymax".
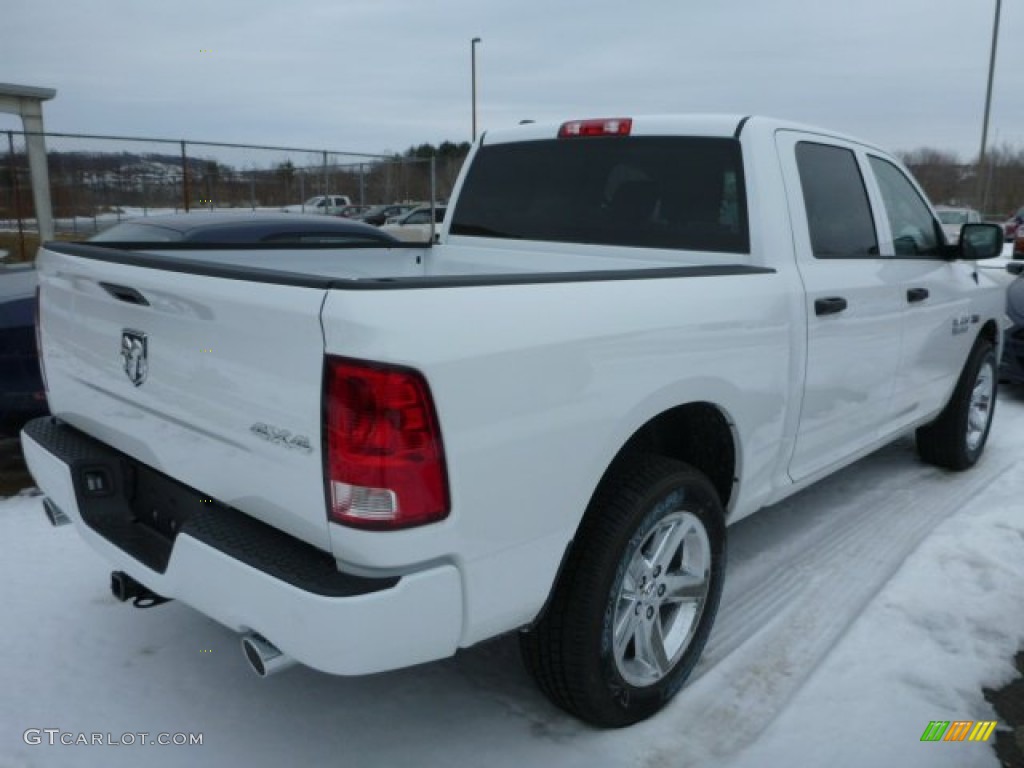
[
  {"xmin": 868, "ymin": 156, "xmax": 942, "ymax": 257},
  {"xmin": 450, "ymin": 136, "xmax": 749, "ymax": 253},
  {"xmin": 795, "ymin": 142, "xmax": 878, "ymax": 258}
]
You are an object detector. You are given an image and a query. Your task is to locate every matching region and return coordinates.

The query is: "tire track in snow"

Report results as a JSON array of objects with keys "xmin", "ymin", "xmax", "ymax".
[
  {"xmin": 704, "ymin": 450, "xmax": 1002, "ymax": 667},
  {"xmin": 632, "ymin": 440, "xmax": 1018, "ymax": 767}
]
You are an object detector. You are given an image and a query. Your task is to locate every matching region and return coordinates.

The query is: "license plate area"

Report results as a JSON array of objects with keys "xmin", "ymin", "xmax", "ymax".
[
  {"xmin": 127, "ymin": 463, "xmax": 202, "ymax": 540},
  {"xmin": 61, "ymin": 435, "xmax": 222, "ymax": 574},
  {"xmin": 25, "ymin": 417, "xmax": 403, "ymax": 597}
]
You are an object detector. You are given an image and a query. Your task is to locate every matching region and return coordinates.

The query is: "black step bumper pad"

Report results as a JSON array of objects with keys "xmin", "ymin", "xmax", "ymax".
[{"xmin": 22, "ymin": 417, "xmax": 397, "ymax": 597}]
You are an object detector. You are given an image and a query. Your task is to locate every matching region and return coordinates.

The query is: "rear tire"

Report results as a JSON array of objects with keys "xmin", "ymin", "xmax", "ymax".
[
  {"xmin": 520, "ymin": 455, "xmax": 726, "ymax": 727},
  {"xmin": 916, "ymin": 338, "xmax": 997, "ymax": 470}
]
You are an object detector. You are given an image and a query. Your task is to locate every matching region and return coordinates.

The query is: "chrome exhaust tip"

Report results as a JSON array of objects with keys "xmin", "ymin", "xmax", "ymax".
[
  {"xmin": 42, "ymin": 497, "xmax": 71, "ymax": 527},
  {"xmin": 241, "ymin": 632, "xmax": 295, "ymax": 678}
]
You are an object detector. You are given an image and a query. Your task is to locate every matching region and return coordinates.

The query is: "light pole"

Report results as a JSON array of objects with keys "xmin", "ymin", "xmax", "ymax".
[
  {"xmin": 471, "ymin": 37, "xmax": 482, "ymax": 142},
  {"xmin": 976, "ymin": 0, "xmax": 1001, "ymax": 212}
]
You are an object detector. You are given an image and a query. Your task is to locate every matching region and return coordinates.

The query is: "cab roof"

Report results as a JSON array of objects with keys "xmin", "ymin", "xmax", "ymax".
[{"xmin": 480, "ymin": 114, "xmax": 883, "ymax": 154}]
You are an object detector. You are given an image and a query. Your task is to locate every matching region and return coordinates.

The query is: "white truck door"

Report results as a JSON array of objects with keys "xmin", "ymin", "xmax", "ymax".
[
  {"xmin": 776, "ymin": 132, "xmax": 903, "ymax": 482},
  {"xmin": 860, "ymin": 153, "xmax": 977, "ymax": 429}
]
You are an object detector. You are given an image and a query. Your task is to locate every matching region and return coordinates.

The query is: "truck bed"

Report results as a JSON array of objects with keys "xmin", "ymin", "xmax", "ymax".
[
  {"xmin": 35, "ymin": 239, "xmax": 777, "ymax": 558},
  {"xmin": 46, "ymin": 240, "xmax": 769, "ymax": 288}
]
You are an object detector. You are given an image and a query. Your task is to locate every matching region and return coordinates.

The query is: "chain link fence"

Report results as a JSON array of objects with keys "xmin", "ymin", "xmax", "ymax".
[{"xmin": 1, "ymin": 131, "xmax": 468, "ymax": 261}]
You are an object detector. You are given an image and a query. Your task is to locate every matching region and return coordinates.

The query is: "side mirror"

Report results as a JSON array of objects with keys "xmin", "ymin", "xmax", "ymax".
[
  {"xmin": 1008, "ymin": 261, "xmax": 1024, "ymax": 276},
  {"xmin": 958, "ymin": 223, "xmax": 1003, "ymax": 260}
]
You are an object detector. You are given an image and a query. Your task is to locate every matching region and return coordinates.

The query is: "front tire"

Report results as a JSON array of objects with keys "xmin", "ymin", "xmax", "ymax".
[
  {"xmin": 520, "ymin": 455, "xmax": 726, "ymax": 727},
  {"xmin": 916, "ymin": 338, "xmax": 997, "ymax": 470}
]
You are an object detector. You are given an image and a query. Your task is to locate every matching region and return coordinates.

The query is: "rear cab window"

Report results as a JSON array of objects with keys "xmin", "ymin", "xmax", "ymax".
[{"xmin": 450, "ymin": 136, "xmax": 749, "ymax": 254}]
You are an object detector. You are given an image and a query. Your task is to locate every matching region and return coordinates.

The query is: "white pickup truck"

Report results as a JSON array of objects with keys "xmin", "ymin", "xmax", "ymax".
[
  {"xmin": 281, "ymin": 194, "xmax": 353, "ymax": 215},
  {"xmin": 22, "ymin": 115, "xmax": 1005, "ymax": 727}
]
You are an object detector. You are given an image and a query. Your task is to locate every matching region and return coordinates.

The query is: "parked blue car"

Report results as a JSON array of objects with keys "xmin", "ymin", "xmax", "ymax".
[
  {"xmin": 89, "ymin": 211, "xmax": 399, "ymax": 245},
  {"xmin": 1002, "ymin": 273, "xmax": 1024, "ymax": 385},
  {"xmin": 0, "ymin": 263, "xmax": 46, "ymax": 435}
]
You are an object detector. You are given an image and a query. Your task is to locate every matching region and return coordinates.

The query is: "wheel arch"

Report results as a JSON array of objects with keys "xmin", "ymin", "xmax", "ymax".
[
  {"xmin": 571, "ymin": 399, "xmax": 741, "ymax": 553},
  {"xmin": 613, "ymin": 401, "xmax": 738, "ymax": 512},
  {"xmin": 528, "ymin": 400, "xmax": 739, "ymax": 630},
  {"xmin": 978, "ymin": 317, "xmax": 999, "ymax": 351},
  {"xmin": 520, "ymin": 450, "xmax": 729, "ymax": 725}
]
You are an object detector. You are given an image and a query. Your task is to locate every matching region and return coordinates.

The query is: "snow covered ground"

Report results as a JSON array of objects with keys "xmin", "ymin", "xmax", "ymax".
[{"xmin": 2, "ymin": 392, "xmax": 1023, "ymax": 767}]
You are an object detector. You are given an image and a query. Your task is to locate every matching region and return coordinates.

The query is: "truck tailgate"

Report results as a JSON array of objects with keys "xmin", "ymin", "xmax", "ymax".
[{"xmin": 36, "ymin": 246, "xmax": 332, "ymax": 550}]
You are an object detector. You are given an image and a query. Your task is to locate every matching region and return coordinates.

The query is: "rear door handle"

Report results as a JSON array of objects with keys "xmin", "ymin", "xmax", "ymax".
[
  {"xmin": 814, "ymin": 296, "xmax": 848, "ymax": 316},
  {"xmin": 907, "ymin": 287, "xmax": 929, "ymax": 303}
]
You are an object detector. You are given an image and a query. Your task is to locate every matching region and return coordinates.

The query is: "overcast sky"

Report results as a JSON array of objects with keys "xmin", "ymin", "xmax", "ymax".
[{"xmin": 4, "ymin": 0, "xmax": 1023, "ymax": 160}]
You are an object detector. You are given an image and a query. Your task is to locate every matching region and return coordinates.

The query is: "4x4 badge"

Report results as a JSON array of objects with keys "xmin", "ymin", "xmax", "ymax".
[{"xmin": 121, "ymin": 330, "xmax": 148, "ymax": 386}]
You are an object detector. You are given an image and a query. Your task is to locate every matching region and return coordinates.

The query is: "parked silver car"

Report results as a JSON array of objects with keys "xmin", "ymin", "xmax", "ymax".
[
  {"xmin": 936, "ymin": 206, "xmax": 982, "ymax": 244},
  {"xmin": 281, "ymin": 195, "xmax": 353, "ymax": 215},
  {"xmin": 380, "ymin": 205, "xmax": 448, "ymax": 242}
]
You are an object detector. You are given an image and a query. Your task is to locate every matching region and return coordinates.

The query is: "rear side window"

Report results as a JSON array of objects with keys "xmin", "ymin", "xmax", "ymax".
[
  {"xmin": 868, "ymin": 156, "xmax": 942, "ymax": 257},
  {"xmin": 450, "ymin": 137, "xmax": 749, "ymax": 253},
  {"xmin": 795, "ymin": 142, "xmax": 878, "ymax": 258}
]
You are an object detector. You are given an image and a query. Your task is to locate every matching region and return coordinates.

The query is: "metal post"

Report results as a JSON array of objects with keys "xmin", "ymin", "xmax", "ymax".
[
  {"xmin": 359, "ymin": 163, "xmax": 365, "ymax": 205},
  {"xmin": 6, "ymin": 131, "xmax": 26, "ymax": 261},
  {"xmin": 471, "ymin": 38, "xmax": 482, "ymax": 142},
  {"xmin": 976, "ymin": 0, "xmax": 1001, "ymax": 213},
  {"xmin": 71, "ymin": 169, "xmax": 79, "ymax": 235},
  {"xmin": 429, "ymin": 155, "xmax": 437, "ymax": 244},
  {"xmin": 18, "ymin": 109, "xmax": 56, "ymax": 243},
  {"xmin": 322, "ymin": 151, "xmax": 329, "ymax": 212},
  {"xmin": 180, "ymin": 140, "xmax": 191, "ymax": 212},
  {"xmin": 984, "ymin": 152, "xmax": 997, "ymax": 213}
]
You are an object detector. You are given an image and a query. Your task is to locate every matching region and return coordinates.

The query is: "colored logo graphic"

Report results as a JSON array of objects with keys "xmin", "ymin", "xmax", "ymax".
[{"xmin": 920, "ymin": 720, "xmax": 997, "ymax": 742}]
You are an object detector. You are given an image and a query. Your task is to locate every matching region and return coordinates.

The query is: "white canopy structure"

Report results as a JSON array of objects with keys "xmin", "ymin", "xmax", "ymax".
[{"xmin": 0, "ymin": 83, "xmax": 56, "ymax": 243}]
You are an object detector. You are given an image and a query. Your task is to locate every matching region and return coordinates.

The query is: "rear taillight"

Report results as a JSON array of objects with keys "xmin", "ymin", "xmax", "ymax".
[
  {"xmin": 558, "ymin": 118, "xmax": 632, "ymax": 138},
  {"xmin": 34, "ymin": 285, "xmax": 48, "ymax": 392},
  {"xmin": 324, "ymin": 356, "xmax": 449, "ymax": 530}
]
